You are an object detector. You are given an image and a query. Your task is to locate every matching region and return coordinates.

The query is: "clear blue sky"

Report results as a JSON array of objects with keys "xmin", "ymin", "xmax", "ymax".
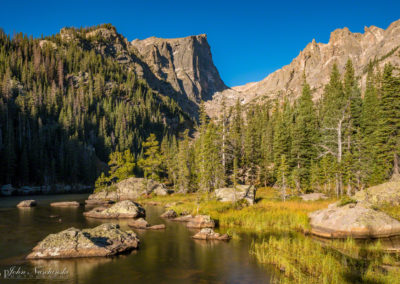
[{"xmin": 1, "ymin": 0, "xmax": 399, "ymax": 87}]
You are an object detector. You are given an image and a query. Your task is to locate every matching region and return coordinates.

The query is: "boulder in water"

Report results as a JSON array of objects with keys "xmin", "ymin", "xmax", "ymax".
[
  {"xmin": 192, "ymin": 228, "xmax": 230, "ymax": 240},
  {"xmin": 26, "ymin": 223, "xmax": 139, "ymax": 259},
  {"xmin": 128, "ymin": 218, "xmax": 166, "ymax": 230},
  {"xmin": 186, "ymin": 215, "xmax": 215, "ymax": 229},
  {"xmin": 160, "ymin": 209, "xmax": 178, "ymax": 219},
  {"xmin": 84, "ymin": 200, "xmax": 145, "ymax": 219}
]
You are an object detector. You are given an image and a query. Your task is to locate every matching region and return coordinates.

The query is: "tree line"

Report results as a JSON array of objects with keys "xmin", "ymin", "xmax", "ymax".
[{"xmin": 155, "ymin": 60, "xmax": 399, "ymax": 196}]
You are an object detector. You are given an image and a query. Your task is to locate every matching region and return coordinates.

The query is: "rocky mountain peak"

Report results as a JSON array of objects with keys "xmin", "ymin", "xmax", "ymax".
[
  {"xmin": 206, "ymin": 19, "xmax": 400, "ymax": 117},
  {"xmin": 131, "ymin": 34, "xmax": 227, "ymax": 106}
]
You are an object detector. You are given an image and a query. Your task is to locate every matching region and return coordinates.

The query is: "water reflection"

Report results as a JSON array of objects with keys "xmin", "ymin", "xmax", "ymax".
[{"xmin": 0, "ymin": 195, "xmax": 274, "ymax": 283}]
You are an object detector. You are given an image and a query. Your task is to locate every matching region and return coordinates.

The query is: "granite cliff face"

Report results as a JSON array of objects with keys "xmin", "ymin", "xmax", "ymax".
[
  {"xmin": 207, "ymin": 19, "xmax": 400, "ymax": 116},
  {"xmin": 131, "ymin": 35, "xmax": 227, "ymax": 104}
]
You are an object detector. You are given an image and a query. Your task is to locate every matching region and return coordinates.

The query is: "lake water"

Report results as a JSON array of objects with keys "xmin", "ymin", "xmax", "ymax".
[{"xmin": 0, "ymin": 194, "xmax": 274, "ymax": 283}]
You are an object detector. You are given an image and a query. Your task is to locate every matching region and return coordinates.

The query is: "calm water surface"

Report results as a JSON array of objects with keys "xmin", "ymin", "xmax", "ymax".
[{"xmin": 0, "ymin": 194, "xmax": 274, "ymax": 283}]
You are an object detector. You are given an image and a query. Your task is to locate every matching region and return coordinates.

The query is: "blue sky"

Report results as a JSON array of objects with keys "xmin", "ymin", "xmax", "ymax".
[{"xmin": 1, "ymin": 0, "xmax": 399, "ymax": 86}]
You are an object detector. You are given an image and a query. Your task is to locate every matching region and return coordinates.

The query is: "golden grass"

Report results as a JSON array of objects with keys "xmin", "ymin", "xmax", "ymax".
[{"xmin": 141, "ymin": 187, "xmax": 400, "ymax": 283}]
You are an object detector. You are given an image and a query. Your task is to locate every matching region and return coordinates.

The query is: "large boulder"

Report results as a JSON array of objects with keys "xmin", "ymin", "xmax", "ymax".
[
  {"xmin": 354, "ymin": 175, "xmax": 400, "ymax": 206},
  {"xmin": 50, "ymin": 201, "xmax": 80, "ymax": 207},
  {"xmin": 84, "ymin": 200, "xmax": 145, "ymax": 219},
  {"xmin": 300, "ymin": 193, "xmax": 328, "ymax": 201},
  {"xmin": 128, "ymin": 218, "xmax": 166, "ymax": 230},
  {"xmin": 17, "ymin": 200, "xmax": 37, "ymax": 208},
  {"xmin": 87, "ymin": 178, "xmax": 171, "ymax": 202},
  {"xmin": 309, "ymin": 202, "xmax": 400, "ymax": 239},
  {"xmin": 186, "ymin": 215, "xmax": 215, "ymax": 229},
  {"xmin": 26, "ymin": 223, "xmax": 139, "ymax": 259},
  {"xmin": 215, "ymin": 185, "xmax": 256, "ymax": 205},
  {"xmin": 192, "ymin": 228, "xmax": 230, "ymax": 241}
]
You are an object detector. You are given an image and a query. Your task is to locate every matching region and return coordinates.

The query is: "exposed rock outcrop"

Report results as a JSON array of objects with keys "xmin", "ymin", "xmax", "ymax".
[
  {"xmin": 172, "ymin": 214, "xmax": 194, "ymax": 222},
  {"xmin": 87, "ymin": 178, "xmax": 170, "ymax": 202},
  {"xmin": 215, "ymin": 185, "xmax": 256, "ymax": 205},
  {"xmin": 84, "ymin": 200, "xmax": 145, "ymax": 219},
  {"xmin": 192, "ymin": 228, "xmax": 230, "ymax": 241},
  {"xmin": 186, "ymin": 215, "xmax": 215, "ymax": 229},
  {"xmin": 128, "ymin": 218, "xmax": 166, "ymax": 230},
  {"xmin": 309, "ymin": 202, "xmax": 400, "ymax": 239},
  {"xmin": 17, "ymin": 200, "xmax": 37, "ymax": 208},
  {"xmin": 26, "ymin": 223, "xmax": 139, "ymax": 259},
  {"xmin": 50, "ymin": 201, "xmax": 80, "ymax": 207}
]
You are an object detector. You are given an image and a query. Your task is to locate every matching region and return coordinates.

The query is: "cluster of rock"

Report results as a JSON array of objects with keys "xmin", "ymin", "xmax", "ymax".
[
  {"xmin": 128, "ymin": 218, "xmax": 165, "ymax": 230},
  {"xmin": 214, "ymin": 185, "xmax": 256, "ymax": 205},
  {"xmin": 26, "ymin": 224, "xmax": 139, "ymax": 259},
  {"xmin": 309, "ymin": 177, "xmax": 400, "ymax": 239},
  {"xmin": 86, "ymin": 178, "xmax": 171, "ymax": 204},
  {"xmin": 84, "ymin": 200, "xmax": 145, "ymax": 219}
]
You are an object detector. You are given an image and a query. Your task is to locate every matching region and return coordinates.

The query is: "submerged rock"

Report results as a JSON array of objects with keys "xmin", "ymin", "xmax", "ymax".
[
  {"xmin": 186, "ymin": 215, "xmax": 215, "ymax": 229},
  {"xmin": 84, "ymin": 200, "xmax": 145, "ymax": 219},
  {"xmin": 50, "ymin": 201, "xmax": 80, "ymax": 207},
  {"xmin": 300, "ymin": 193, "xmax": 328, "ymax": 201},
  {"xmin": 214, "ymin": 185, "xmax": 256, "ymax": 205},
  {"xmin": 26, "ymin": 223, "xmax": 139, "ymax": 259},
  {"xmin": 160, "ymin": 209, "xmax": 178, "ymax": 219},
  {"xmin": 128, "ymin": 218, "xmax": 166, "ymax": 230},
  {"xmin": 87, "ymin": 178, "xmax": 171, "ymax": 202},
  {"xmin": 17, "ymin": 200, "xmax": 37, "ymax": 208},
  {"xmin": 192, "ymin": 228, "xmax": 230, "ymax": 241},
  {"xmin": 309, "ymin": 202, "xmax": 400, "ymax": 239}
]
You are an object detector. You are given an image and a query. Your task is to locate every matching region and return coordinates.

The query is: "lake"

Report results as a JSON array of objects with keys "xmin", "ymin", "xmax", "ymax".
[{"xmin": 0, "ymin": 194, "xmax": 274, "ymax": 283}]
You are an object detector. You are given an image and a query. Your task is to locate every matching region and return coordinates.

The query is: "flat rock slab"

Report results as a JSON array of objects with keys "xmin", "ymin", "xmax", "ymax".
[
  {"xmin": 160, "ymin": 209, "xmax": 178, "ymax": 219},
  {"xmin": 309, "ymin": 203, "xmax": 400, "ymax": 239},
  {"xmin": 84, "ymin": 200, "xmax": 145, "ymax": 219},
  {"xmin": 26, "ymin": 223, "xmax": 139, "ymax": 259},
  {"xmin": 193, "ymin": 228, "xmax": 230, "ymax": 241},
  {"xmin": 50, "ymin": 201, "xmax": 80, "ymax": 207},
  {"xmin": 17, "ymin": 200, "xmax": 37, "ymax": 207},
  {"xmin": 128, "ymin": 218, "xmax": 165, "ymax": 230},
  {"xmin": 186, "ymin": 215, "xmax": 215, "ymax": 229},
  {"xmin": 300, "ymin": 193, "xmax": 328, "ymax": 201}
]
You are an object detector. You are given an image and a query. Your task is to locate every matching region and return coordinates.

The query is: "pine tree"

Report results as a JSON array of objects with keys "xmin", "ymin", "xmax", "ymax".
[
  {"xmin": 138, "ymin": 133, "xmax": 162, "ymax": 180},
  {"xmin": 291, "ymin": 75, "xmax": 317, "ymax": 191}
]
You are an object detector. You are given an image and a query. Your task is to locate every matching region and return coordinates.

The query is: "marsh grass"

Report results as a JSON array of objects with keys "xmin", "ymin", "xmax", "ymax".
[{"xmin": 141, "ymin": 187, "xmax": 400, "ymax": 283}]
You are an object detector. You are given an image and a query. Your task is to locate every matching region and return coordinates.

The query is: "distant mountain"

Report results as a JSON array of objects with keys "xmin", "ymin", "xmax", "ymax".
[{"xmin": 207, "ymin": 19, "xmax": 400, "ymax": 116}]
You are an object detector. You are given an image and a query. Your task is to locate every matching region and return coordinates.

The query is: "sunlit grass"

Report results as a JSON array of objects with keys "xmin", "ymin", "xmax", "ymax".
[{"xmin": 141, "ymin": 187, "xmax": 400, "ymax": 283}]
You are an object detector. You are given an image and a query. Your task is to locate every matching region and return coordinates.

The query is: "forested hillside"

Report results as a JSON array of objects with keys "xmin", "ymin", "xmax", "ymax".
[
  {"xmin": 162, "ymin": 60, "xmax": 400, "ymax": 196},
  {"xmin": 0, "ymin": 25, "xmax": 192, "ymax": 186}
]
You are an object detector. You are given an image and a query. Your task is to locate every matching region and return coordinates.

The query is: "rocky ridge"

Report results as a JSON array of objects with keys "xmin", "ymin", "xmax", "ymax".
[{"xmin": 206, "ymin": 19, "xmax": 400, "ymax": 116}]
